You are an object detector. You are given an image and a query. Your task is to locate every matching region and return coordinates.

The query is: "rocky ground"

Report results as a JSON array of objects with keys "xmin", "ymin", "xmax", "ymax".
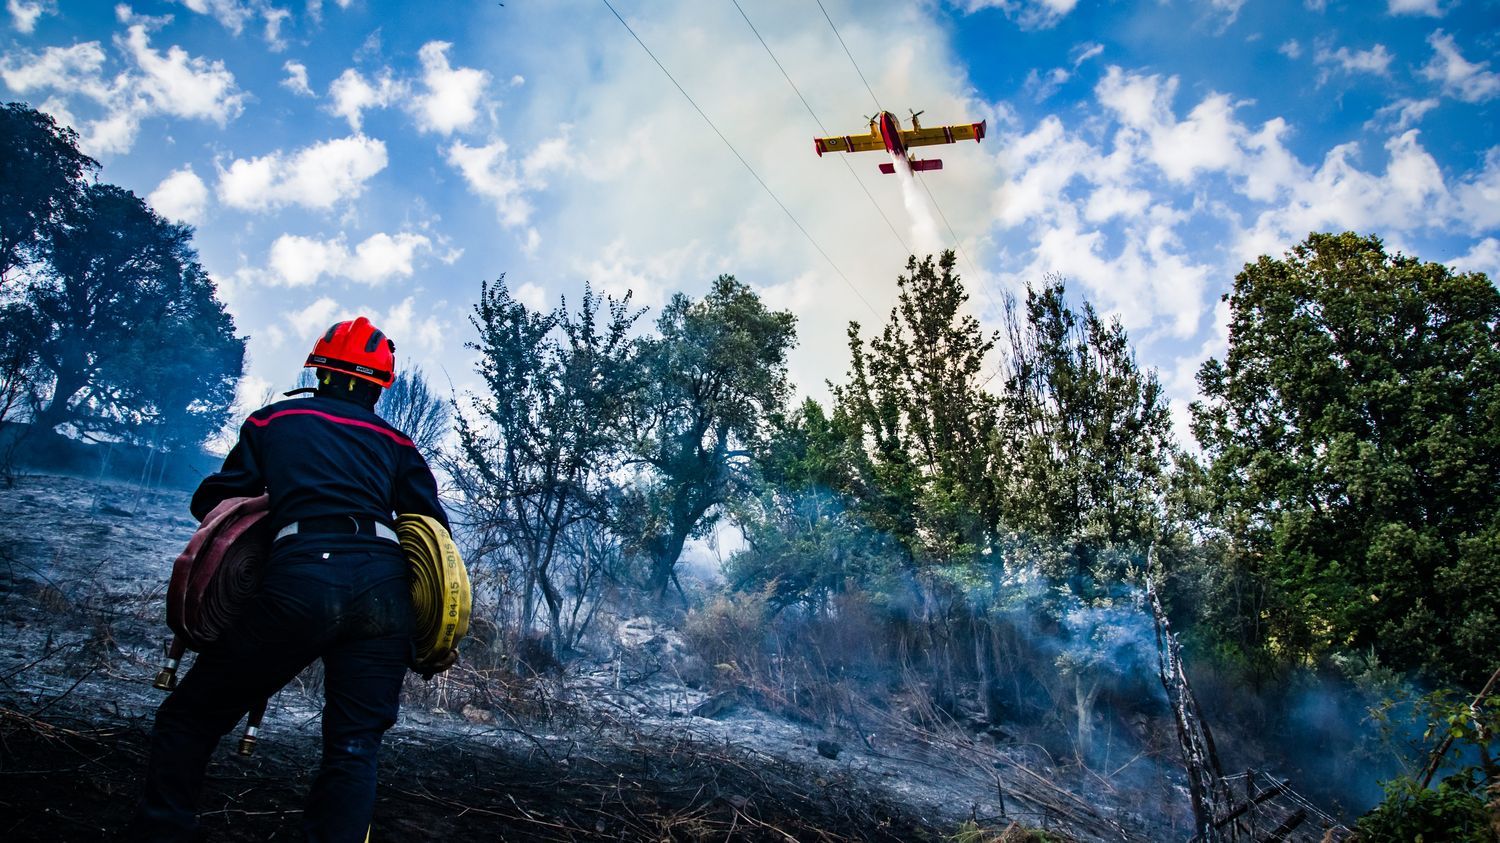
[{"xmin": 0, "ymin": 472, "xmax": 1278, "ymax": 841}]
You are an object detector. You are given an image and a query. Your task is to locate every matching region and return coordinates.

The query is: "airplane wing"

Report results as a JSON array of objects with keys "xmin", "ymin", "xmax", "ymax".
[
  {"xmin": 900, "ymin": 120, "xmax": 987, "ymax": 149},
  {"xmin": 814, "ymin": 133, "xmax": 885, "ymax": 156}
]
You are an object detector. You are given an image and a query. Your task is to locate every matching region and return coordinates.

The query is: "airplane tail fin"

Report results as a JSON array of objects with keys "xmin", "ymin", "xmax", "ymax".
[{"xmin": 880, "ymin": 158, "xmax": 944, "ymax": 175}]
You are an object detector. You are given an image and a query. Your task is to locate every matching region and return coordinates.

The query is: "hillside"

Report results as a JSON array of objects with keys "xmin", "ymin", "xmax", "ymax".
[{"xmin": 0, "ymin": 473, "xmax": 1365, "ymax": 841}]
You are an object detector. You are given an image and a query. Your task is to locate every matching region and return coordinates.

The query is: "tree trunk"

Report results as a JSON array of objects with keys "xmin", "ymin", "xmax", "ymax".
[
  {"xmin": 647, "ymin": 525, "xmax": 691, "ymax": 597},
  {"xmin": 1074, "ymin": 672, "xmax": 1100, "ymax": 761},
  {"xmin": 33, "ymin": 374, "xmax": 83, "ymax": 432},
  {"xmin": 974, "ymin": 617, "xmax": 1004, "ymax": 724}
]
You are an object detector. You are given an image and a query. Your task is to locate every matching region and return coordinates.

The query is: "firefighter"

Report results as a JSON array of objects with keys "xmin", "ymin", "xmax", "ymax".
[{"xmin": 125, "ymin": 317, "xmax": 452, "ymax": 842}]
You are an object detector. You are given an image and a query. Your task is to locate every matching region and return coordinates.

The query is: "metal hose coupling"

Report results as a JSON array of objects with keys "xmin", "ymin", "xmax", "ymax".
[
  {"xmin": 153, "ymin": 636, "xmax": 188, "ymax": 690},
  {"xmin": 238, "ymin": 698, "xmax": 268, "ymax": 756}
]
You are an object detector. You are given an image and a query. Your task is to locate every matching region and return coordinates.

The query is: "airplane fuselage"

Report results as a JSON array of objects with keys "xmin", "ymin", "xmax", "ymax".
[{"xmin": 876, "ymin": 111, "xmax": 907, "ymax": 161}]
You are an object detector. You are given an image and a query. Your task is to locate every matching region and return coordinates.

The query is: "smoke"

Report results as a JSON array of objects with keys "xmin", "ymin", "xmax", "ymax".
[{"xmin": 891, "ymin": 153, "xmax": 943, "ymax": 256}]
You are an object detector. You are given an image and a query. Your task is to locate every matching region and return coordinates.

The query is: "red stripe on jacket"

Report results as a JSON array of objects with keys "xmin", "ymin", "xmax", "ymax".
[{"xmin": 247, "ymin": 408, "xmax": 414, "ymax": 447}]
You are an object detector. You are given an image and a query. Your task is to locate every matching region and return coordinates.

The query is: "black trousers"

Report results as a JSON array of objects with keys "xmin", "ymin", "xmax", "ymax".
[{"xmin": 125, "ymin": 544, "xmax": 412, "ymax": 842}]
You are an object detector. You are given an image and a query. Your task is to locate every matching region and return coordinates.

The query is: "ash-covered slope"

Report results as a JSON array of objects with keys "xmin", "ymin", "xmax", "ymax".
[{"xmin": 0, "ymin": 473, "xmax": 1239, "ymax": 841}]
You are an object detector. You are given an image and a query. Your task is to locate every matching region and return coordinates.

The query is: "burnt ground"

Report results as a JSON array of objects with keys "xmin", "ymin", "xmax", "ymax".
[
  {"xmin": 0, "ymin": 703, "xmax": 935, "ymax": 841},
  {"xmin": 0, "ymin": 473, "xmax": 1188, "ymax": 842}
]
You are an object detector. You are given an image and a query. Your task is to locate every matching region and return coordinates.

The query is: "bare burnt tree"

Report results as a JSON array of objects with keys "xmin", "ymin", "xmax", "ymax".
[
  {"xmin": 456, "ymin": 277, "xmax": 642, "ymax": 656},
  {"xmin": 376, "ymin": 366, "xmax": 450, "ymax": 461}
]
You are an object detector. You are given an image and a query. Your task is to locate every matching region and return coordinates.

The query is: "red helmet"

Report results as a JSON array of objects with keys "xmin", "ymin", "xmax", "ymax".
[{"xmin": 304, "ymin": 316, "xmax": 396, "ymax": 388}]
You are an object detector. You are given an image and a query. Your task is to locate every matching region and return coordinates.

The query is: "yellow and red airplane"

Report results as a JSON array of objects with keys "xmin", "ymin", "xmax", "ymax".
[{"xmin": 814, "ymin": 110, "xmax": 986, "ymax": 174}]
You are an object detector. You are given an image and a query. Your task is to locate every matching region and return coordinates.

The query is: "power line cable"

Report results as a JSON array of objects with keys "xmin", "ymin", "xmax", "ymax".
[
  {"xmin": 815, "ymin": 0, "xmax": 881, "ymax": 114},
  {"xmin": 912, "ymin": 168, "xmax": 996, "ymax": 312},
  {"xmin": 598, "ymin": 0, "xmax": 877, "ymax": 317},
  {"xmin": 728, "ymin": 0, "xmax": 910, "ymax": 256}
]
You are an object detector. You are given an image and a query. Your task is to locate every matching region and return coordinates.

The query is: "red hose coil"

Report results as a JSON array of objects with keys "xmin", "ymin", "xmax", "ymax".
[{"xmin": 166, "ymin": 495, "xmax": 271, "ymax": 651}]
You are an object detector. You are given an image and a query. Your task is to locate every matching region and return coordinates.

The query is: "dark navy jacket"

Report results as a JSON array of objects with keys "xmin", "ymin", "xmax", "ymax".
[{"xmin": 192, "ymin": 394, "xmax": 450, "ymax": 544}]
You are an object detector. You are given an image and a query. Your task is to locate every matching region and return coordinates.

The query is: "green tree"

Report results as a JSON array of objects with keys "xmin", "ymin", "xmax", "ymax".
[
  {"xmin": 125, "ymin": 264, "xmax": 244, "ymax": 451},
  {"xmin": 997, "ymin": 280, "xmax": 1177, "ymax": 586},
  {"xmin": 1191, "ymin": 232, "xmax": 1500, "ymax": 684},
  {"xmin": 0, "ymin": 102, "xmax": 96, "ymax": 285},
  {"xmin": 727, "ymin": 398, "xmax": 901, "ymax": 612},
  {"xmin": 624, "ymin": 275, "xmax": 797, "ymax": 597},
  {"xmin": 0, "ymin": 302, "xmax": 45, "ymax": 423},
  {"xmin": 833, "ymin": 251, "xmax": 1002, "ymax": 571},
  {"xmin": 28, "ymin": 183, "xmax": 242, "ymax": 444},
  {"xmin": 832, "ymin": 252, "xmax": 1006, "ymax": 723}
]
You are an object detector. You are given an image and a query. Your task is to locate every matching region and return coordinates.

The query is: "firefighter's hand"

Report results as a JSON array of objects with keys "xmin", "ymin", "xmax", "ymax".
[{"xmin": 418, "ymin": 648, "xmax": 459, "ymax": 680}]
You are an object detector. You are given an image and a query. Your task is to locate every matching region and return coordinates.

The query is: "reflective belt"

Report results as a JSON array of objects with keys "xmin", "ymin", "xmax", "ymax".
[{"xmin": 274, "ymin": 518, "xmax": 397, "ymax": 544}]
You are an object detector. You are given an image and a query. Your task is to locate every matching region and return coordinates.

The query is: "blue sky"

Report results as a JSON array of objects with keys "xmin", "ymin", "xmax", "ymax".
[{"xmin": 4, "ymin": 0, "xmax": 1497, "ymax": 442}]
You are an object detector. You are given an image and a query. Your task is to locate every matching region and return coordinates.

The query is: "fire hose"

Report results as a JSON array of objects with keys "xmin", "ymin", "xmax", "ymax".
[
  {"xmin": 397, "ymin": 513, "xmax": 471, "ymax": 674},
  {"xmin": 152, "ymin": 502, "xmax": 470, "ymax": 755},
  {"xmin": 154, "ymin": 494, "xmax": 274, "ymax": 754}
]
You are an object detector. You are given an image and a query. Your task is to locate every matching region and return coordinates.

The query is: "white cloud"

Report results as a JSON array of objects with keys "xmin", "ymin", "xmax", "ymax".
[
  {"xmin": 411, "ymin": 41, "xmax": 488, "ymax": 135},
  {"xmin": 1236, "ymin": 131, "xmax": 1454, "ymax": 258},
  {"xmin": 379, "ymin": 296, "xmax": 446, "ymax": 354},
  {"xmin": 328, "ymin": 67, "xmax": 404, "ymax": 131},
  {"xmin": 1024, "ymin": 66, "xmax": 1070, "ymax": 102},
  {"xmin": 0, "ymin": 21, "xmax": 245, "ymax": 154},
  {"xmin": 1455, "ymin": 149, "xmax": 1500, "ymax": 232},
  {"xmin": 266, "ymin": 231, "xmax": 433, "ymax": 286},
  {"xmin": 148, "ymin": 166, "xmax": 210, "ymax": 224},
  {"xmin": 447, "ymin": 138, "xmax": 532, "ymax": 227},
  {"xmin": 1096, "ymin": 67, "xmax": 1246, "ymax": 184},
  {"xmin": 1421, "ymin": 31, "xmax": 1500, "ymax": 103},
  {"xmin": 7, "ymin": 0, "xmax": 53, "ymax": 32},
  {"xmin": 268, "ymin": 235, "xmax": 347, "ymax": 286},
  {"xmin": 174, "ymin": 0, "xmax": 291, "ymax": 47},
  {"xmin": 1084, "ymin": 184, "xmax": 1151, "ymax": 223},
  {"xmin": 119, "ymin": 22, "xmax": 245, "ymax": 123},
  {"xmin": 287, "ymin": 296, "xmax": 343, "ymax": 342},
  {"xmin": 1314, "ymin": 43, "xmax": 1394, "ymax": 79},
  {"xmin": 514, "ymin": 281, "xmax": 549, "ymax": 311},
  {"xmin": 1279, "ymin": 40, "xmax": 1302, "ymax": 60},
  {"xmin": 956, "ymin": 0, "xmax": 1077, "ymax": 31},
  {"xmin": 1366, "ymin": 97, "xmax": 1439, "ymax": 131},
  {"xmin": 1448, "ymin": 237, "xmax": 1500, "ymax": 280},
  {"xmin": 522, "ymin": 132, "xmax": 573, "ymax": 179},
  {"xmin": 576, "ymin": 239, "xmax": 705, "ymax": 310},
  {"xmin": 217, "ymin": 135, "xmax": 388, "ymax": 211},
  {"xmin": 349, "ymin": 232, "xmax": 433, "ymax": 283},
  {"xmin": 233, "ymin": 374, "xmax": 272, "ymax": 412},
  {"xmin": 262, "ymin": 7, "xmax": 289, "ymax": 50},
  {"xmin": 1387, "ymin": 0, "xmax": 1443, "ymax": 16},
  {"xmin": 1014, "ymin": 211, "xmax": 1212, "ymax": 339},
  {"xmin": 176, "ymin": 0, "xmax": 255, "ymax": 34},
  {"xmin": 1071, "ymin": 42, "xmax": 1104, "ymax": 67},
  {"xmin": 983, "ymin": 57, "xmax": 1495, "ymax": 357},
  {"xmin": 1207, "ymin": 0, "xmax": 1247, "ymax": 27},
  {"xmin": 0, "ymin": 41, "xmax": 111, "ymax": 100},
  {"xmin": 281, "ymin": 59, "xmax": 312, "ymax": 96}
]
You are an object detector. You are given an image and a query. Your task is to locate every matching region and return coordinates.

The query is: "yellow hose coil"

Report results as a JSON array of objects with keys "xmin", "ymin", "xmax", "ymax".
[{"xmin": 396, "ymin": 514, "xmax": 471, "ymax": 671}]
